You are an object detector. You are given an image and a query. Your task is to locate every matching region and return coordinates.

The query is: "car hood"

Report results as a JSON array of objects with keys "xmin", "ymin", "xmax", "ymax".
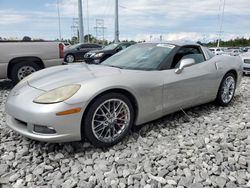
[{"xmin": 28, "ymin": 63, "xmax": 122, "ymax": 91}]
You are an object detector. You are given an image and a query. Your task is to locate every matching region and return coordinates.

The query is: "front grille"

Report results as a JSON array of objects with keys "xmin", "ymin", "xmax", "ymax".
[
  {"xmin": 244, "ymin": 59, "xmax": 250, "ymax": 64},
  {"xmin": 243, "ymin": 67, "xmax": 250, "ymax": 71}
]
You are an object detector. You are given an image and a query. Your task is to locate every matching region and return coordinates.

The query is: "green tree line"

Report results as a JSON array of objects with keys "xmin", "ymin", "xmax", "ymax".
[{"xmin": 205, "ymin": 37, "xmax": 250, "ymax": 47}]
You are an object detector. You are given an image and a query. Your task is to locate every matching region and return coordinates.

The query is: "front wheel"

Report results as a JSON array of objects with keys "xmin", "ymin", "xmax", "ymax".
[
  {"xmin": 216, "ymin": 73, "xmax": 236, "ymax": 106},
  {"xmin": 82, "ymin": 93, "xmax": 134, "ymax": 148}
]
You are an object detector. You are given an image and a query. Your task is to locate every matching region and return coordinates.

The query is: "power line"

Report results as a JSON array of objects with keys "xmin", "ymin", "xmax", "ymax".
[{"xmin": 94, "ymin": 19, "xmax": 106, "ymax": 44}]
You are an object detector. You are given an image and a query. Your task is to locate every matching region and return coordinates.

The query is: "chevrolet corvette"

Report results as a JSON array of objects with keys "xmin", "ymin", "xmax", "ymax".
[{"xmin": 5, "ymin": 42, "xmax": 243, "ymax": 147}]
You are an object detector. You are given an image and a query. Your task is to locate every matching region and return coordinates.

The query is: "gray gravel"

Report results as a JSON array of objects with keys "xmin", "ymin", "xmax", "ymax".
[{"xmin": 0, "ymin": 77, "xmax": 250, "ymax": 188}]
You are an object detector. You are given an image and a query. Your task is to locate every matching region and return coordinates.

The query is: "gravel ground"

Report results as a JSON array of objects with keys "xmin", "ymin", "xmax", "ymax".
[{"xmin": 0, "ymin": 77, "xmax": 250, "ymax": 188}]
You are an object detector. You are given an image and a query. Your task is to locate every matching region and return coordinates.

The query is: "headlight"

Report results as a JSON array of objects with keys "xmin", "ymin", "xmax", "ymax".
[
  {"xmin": 94, "ymin": 53, "xmax": 104, "ymax": 58},
  {"xmin": 33, "ymin": 84, "xmax": 81, "ymax": 104}
]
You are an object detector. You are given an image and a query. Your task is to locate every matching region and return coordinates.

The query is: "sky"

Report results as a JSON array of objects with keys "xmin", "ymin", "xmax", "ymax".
[{"xmin": 0, "ymin": 0, "xmax": 250, "ymax": 42}]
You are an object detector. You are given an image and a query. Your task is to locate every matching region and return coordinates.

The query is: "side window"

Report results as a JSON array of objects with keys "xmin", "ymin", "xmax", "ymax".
[
  {"xmin": 80, "ymin": 44, "xmax": 88, "ymax": 49},
  {"xmin": 171, "ymin": 46, "xmax": 205, "ymax": 68},
  {"xmin": 204, "ymin": 47, "xmax": 215, "ymax": 59},
  {"xmin": 89, "ymin": 44, "xmax": 101, "ymax": 48}
]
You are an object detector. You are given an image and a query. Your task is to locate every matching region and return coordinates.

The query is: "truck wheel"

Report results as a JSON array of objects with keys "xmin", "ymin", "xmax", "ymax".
[{"xmin": 11, "ymin": 61, "xmax": 41, "ymax": 84}]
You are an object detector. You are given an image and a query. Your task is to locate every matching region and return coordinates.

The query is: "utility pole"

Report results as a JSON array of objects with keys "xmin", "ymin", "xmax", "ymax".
[
  {"xmin": 217, "ymin": 0, "xmax": 226, "ymax": 47},
  {"xmin": 114, "ymin": 0, "xmax": 119, "ymax": 43},
  {"xmin": 71, "ymin": 18, "xmax": 79, "ymax": 40},
  {"xmin": 94, "ymin": 19, "xmax": 106, "ymax": 45},
  {"xmin": 86, "ymin": 0, "xmax": 90, "ymax": 43},
  {"xmin": 57, "ymin": 0, "xmax": 62, "ymax": 41},
  {"xmin": 78, "ymin": 0, "xmax": 84, "ymax": 43}
]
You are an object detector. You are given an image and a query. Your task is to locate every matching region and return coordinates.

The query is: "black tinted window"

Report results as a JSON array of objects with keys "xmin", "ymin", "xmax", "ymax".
[
  {"xmin": 89, "ymin": 44, "xmax": 101, "ymax": 48},
  {"xmin": 171, "ymin": 46, "xmax": 205, "ymax": 68}
]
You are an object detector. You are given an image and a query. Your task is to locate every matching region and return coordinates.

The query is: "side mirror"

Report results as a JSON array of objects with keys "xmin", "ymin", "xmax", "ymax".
[{"xmin": 175, "ymin": 58, "xmax": 196, "ymax": 74}]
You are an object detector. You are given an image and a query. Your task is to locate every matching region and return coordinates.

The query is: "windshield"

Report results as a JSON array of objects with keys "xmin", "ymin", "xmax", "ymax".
[
  {"xmin": 103, "ymin": 43, "xmax": 119, "ymax": 50},
  {"xmin": 102, "ymin": 43, "xmax": 175, "ymax": 70}
]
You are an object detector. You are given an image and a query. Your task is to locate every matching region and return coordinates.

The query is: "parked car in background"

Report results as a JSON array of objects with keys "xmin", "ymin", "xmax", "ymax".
[
  {"xmin": 5, "ymin": 42, "xmax": 242, "ymax": 147},
  {"xmin": 64, "ymin": 43, "xmax": 102, "ymax": 63},
  {"xmin": 228, "ymin": 49, "xmax": 242, "ymax": 56},
  {"xmin": 84, "ymin": 42, "xmax": 135, "ymax": 64},
  {"xmin": 240, "ymin": 52, "xmax": 250, "ymax": 75},
  {"xmin": 209, "ymin": 47, "xmax": 224, "ymax": 55},
  {"xmin": 0, "ymin": 42, "xmax": 64, "ymax": 83}
]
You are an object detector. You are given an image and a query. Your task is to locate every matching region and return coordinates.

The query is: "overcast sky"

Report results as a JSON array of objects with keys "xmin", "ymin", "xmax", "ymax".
[{"xmin": 0, "ymin": 0, "xmax": 249, "ymax": 42}]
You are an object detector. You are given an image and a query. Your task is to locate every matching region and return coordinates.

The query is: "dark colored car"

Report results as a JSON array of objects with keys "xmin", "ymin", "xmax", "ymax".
[
  {"xmin": 64, "ymin": 43, "xmax": 102, "ymax": 63},
  {"xmin": 84, "ymin": 42, "xmax": 135, "ymax": 64}
]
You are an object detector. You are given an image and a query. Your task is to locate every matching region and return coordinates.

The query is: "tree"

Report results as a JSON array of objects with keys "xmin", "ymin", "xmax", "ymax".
[
  {"xmin": 206, "ymin": 37, "xmax": 250, "ymax": 47},
  {"xmin": 70, "ymin": 36, "xmax": 79, "ymax": 44},
  {"xmin": 22, "ymin": 36, "xmax": 32, "ymax": 41}
]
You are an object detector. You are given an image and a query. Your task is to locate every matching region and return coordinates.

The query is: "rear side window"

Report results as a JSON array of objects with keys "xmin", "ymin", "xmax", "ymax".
[
  {"xmin": 89, "ymin": 44, "xmax": 101, "ymax": 48},
  {"xmin": 203, "ymin": 47, "xmax": 215, "ymax": 59}
]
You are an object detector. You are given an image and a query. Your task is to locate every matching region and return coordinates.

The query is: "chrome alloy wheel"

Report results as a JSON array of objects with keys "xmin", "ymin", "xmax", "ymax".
[
  {"xmin": 17, "ymin": 66, "xmax": 36, "ymax": 80},
  {"xmin": 91, "ymin": 99, "xmax": 130, "ymax": 143},
  {"xmin": 221, "ymin": 76, "xmax": 235, "ymax": 104},
  {"xmin": 66, "ymin": 54, "xmax": 75, "ymax": 63}
]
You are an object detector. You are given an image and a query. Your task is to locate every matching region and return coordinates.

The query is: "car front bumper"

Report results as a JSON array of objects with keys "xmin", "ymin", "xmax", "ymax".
[
  {"xmin": 5, "ymin": 84, "xmax": 84, "ymax": 143},
  {"xmin": 243, "ymin": 67, "xmax": 250, "ymax": 75}
]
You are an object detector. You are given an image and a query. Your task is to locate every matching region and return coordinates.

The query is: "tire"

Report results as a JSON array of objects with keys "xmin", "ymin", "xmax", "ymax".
[
  {"xmin": 216, "ymin": 72, "xmax": 236, "ymax": 106},
  {"xmin": 82, "ymin": 92, "xmax": 134, "ymax": 148},
  {"xmin": 65, "ymin": 54, "xmax": 75, "ymax": 63},
  {"xmin": 11, "ymin": 61, "xmax": 41, "ymax": 84}
]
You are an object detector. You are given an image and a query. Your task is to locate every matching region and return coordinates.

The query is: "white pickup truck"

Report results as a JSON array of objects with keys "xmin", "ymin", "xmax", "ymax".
[{"xmin": 0, "ymin": 42, "xmax": 64, "ymax": 83}]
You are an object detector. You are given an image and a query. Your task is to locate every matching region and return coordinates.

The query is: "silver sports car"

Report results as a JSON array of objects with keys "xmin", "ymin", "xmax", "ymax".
[{"xmin": 5, "ymin": 42, "xmax": 243, "ymax": 147}]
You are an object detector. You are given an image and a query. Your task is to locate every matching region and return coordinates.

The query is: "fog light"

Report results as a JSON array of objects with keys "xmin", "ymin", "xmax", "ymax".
[{"xmin": 34, "ymin": 125, "xmax": 56, "ymax": 134}]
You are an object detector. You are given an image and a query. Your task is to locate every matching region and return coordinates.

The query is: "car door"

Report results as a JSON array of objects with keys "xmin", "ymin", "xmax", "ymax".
[
  {"xmin": 162, "ymin": 46, "xmax": 218, "ymax": 114},
  {"xmin": 75, "ymin": 44, "xmax": 92, "ymax": 60}
]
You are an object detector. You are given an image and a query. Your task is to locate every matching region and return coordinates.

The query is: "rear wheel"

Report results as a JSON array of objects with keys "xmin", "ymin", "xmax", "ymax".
[
  {"xmin": 11, "ymin": 61, "xmax": 41, "ymax": 84},
  {"xmin": 216, "ymin": 73, "xmax": 236, "ymax": 106},
  {"xmin": 82, "ymin": 93, "xmax": 134, "ymax": 148}
]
